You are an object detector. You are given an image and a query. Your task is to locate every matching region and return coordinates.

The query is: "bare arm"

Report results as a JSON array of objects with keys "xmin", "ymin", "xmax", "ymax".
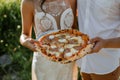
[
  {"xmin": 21, "ymin": 0, "xmax": 34, "ymax": 37},
  {"xmin": 20, "ymin": 0, "xmax": 37, "ymax": 51},
  {"xmin": 105, "ymin": 37, "xmax": 120, "ymax": 48},
  {"xmin": 90, "ymin": 37, "xmax": 120, "ymax": 53},
  {"xmin": 69, "ymin": 0, "xmax": 78, "ymax": 29}
]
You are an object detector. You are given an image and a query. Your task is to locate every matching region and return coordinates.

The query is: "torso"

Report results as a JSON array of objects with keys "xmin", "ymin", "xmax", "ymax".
[{"xmin": 77, "ymin": 0, "xmax": 120, "ymax": 74}]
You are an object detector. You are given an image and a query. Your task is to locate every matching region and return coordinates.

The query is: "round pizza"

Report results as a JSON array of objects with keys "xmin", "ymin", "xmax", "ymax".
[{"xmin": 34, "ymin": 29, "xmax": 93, "ymax": 64}]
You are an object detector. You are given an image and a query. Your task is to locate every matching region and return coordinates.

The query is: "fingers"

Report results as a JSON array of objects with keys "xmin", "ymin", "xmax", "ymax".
[
  {"xmin": 30, "ymin": 39, "xmax": 39, "ymax": 43},
  {"xmin": 22, "ymin": 38, "xmax": 39, "ymax": 52},
  {"xmin": 26, "ymin": 41, "xmax": 37, "ymax": 51},
  {"xmin": 89, "ymin": 37, "xmax": 103, "ymax": 53},
  {"xmin": 90, "ymin": 37, "xmax": 102, "ymax": 43},
  {"xmin": 91, "ymin": 42, "xmax": 102, "ymax": 53}
]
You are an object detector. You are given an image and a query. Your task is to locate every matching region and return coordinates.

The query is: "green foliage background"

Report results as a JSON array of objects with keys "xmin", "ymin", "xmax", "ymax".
[{"xmin": 0, "ymin": 0, "xmax": 33, "ymax": 80}]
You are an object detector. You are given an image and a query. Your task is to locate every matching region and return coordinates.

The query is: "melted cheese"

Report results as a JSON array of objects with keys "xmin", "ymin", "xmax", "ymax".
[
  {"xmin": 50, "ymin": 45, "xmax": 57, "ymax": 48},
  {"xmin": 64, "ymin": 52, "xmax": 73, "ymax": 57},
  {"xmin": 64, "ymin": 48, "xmax": 78, "ymax": 57},
  {"xmin": 66, "ymin": 35, "xmax": 71, "ymax": 38},
  {"xmin": 71, "ymin": 48, "xmax": 78, "ymax": 54},
  {"xmin": 65, "ymin": 44, "xmax": 79, "ymax": 48},
  {"xmin": 55, "ymin": 34, "xmax": 61, "ymax": 37},
  {"xmin": 58, "ymin": 39, "xmax": 67, "ymax": 43},
  {"xmin": 49, "ymin": 35, "xmax": 55, "ymax": 39},
  {"xmin": 71, "ymin": 36, "xmax": 84, "ymax": 44},
  {"xmin": 49, "ymin": 48, "xmax": 64, "ymax": 57},
  {"xmin": 49, "ymin": 51, "xmax": 61, "ymax": 57},
  {"xmin": 59, "ymin": 48, "xmax": 64, "ymax": 52}
]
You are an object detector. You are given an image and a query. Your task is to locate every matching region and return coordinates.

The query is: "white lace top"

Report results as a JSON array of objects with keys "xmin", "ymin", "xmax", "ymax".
[{"xmin": 34, "ymin": 0, "xmax": 74, "ymax": 37}]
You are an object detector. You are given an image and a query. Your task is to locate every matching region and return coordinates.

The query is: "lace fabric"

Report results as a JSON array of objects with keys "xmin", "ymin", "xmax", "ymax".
[
  {"xmin": 43, "ymin": 0, "xmax": 66, "ymax": 16},
  {"xmin": 34, "ymin": 0, "xmax": 74, "ymax": 37}
]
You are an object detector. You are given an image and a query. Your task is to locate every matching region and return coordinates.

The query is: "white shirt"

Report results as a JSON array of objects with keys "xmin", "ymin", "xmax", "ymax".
[{"xmin": 77, "ymin": 0, "xmax": 120, "ymax": 74}]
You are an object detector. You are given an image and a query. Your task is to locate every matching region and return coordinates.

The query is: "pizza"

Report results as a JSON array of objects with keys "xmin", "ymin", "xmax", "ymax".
[{"xmin": 34, "ymin": 29, "xmax": 93, "ymax": 64}]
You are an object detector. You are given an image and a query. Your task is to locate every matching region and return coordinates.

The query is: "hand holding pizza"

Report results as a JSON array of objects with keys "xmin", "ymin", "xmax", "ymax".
[
  {"xmin": 90, "ymin": 37, "xmax": 107, "ymax": 53},
  {"xmin": 20, "ymin": 34, "xmax": 39, "ymax": 52}
]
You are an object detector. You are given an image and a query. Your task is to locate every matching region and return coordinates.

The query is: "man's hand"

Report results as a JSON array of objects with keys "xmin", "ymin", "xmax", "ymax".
[{"xmin": 90, "ymin": 37, "xmax": 107, "ymax": 53}]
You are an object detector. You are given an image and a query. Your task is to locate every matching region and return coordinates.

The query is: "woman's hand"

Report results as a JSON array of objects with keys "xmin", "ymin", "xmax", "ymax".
[
  {"xmin": 20, "ymin": 34, "xmax": 39, "ymax": 52},
  {"xmin": 90, "ymin": 37, "xmax": 107, "ymax": 53}
]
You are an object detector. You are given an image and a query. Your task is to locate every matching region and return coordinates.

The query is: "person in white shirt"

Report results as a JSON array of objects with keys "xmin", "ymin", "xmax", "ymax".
[{"xmin": 76, "ymin": 0, "xmax": 120, "ymax": 80}]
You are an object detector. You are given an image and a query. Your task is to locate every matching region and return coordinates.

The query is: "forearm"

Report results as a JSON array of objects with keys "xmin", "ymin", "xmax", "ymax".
[
  {"xmin": 90, "ymin": 37, "xmax": 120, "ymax": 53},
  {"xmin": 104, "ymin": 37, "xmax": 120, "ymax": 48},
  {"xmin": 70, "ymin": 0, "xmax": 78, "ymax": 29}
]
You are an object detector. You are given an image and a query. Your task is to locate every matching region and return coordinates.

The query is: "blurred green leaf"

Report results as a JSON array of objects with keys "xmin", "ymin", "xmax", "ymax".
[{"xmin": 0, "ymin": 0, "xmax": 32, "ymax": 80}]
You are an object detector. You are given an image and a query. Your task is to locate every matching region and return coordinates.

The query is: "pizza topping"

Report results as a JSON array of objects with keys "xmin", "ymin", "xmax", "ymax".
[
  {"xmin": 65, "ymin": 44, "xmax": 79, "ymax": 48},
  {"xmin": 55, "ymin": 52, "xmax": 62, "ymax": 57},
  {"xmin": 59, "ymin": 48, "xmax": 64, "ymax": 53},
  {"xmin": 50, "ymin": 45, "xmax": 57, "ymax": 48},
  {"xmin": 55, "ymin": 34, "xmax": 62, "ymax": 37},
  {"xmin": 49, "ymin": 48, "xmax": 58, "ymax": 52},
  {"xmin": 78, "ymin": 38, "xmax": 85, "ymax": 44},
  {"xmin": 49, "ymin": 51, "xmax": 60, "ymax": 57},
  {"xmin": 64, "ymin": 48, "xmax": 71, "ymax": 53},
  {"xmin": 51, "ymin": 37, "xmax": 58, "ymax": 41},
  {"xmin": 72, "ymin": 36, "xmax": 84, "ymax": 44},
  {"xmin": 57, "ymin": 34, "xmax": 66, "ymax": 39},
  {"xmin": 49, "ymin": 35, "xmax": 55, "ymax": 39},
  {"xmin": 64, "ymin": 52, "xmax": 73, "ymax": 57},
  {"xmin": 66, "ymin": 35, "xmax": 71, "ymax": 39},
  {"xmin": 73, "ymin": 46, "xmax": 82, "ymax": 50},
  {"xmin": 68, "ymin": 39, "xmax": 78, "ymax": 44},
  {"xmin": 58, "ymin": 39, "xmax": 67, "ymax": 43},
  {"xmin": 64, "ymin": 48, "xmax": 78, "ymax": 58},
  {"xmin": 71, "ymin": 48, "xmax": 78, "ymax": 54},
  {"xmin": 49, "ymin": 51, "xmax": 62, "ymax": 57},
  {"xmin": 41, "ymin": 38, "xmax": 51, "ymax": 45}
]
